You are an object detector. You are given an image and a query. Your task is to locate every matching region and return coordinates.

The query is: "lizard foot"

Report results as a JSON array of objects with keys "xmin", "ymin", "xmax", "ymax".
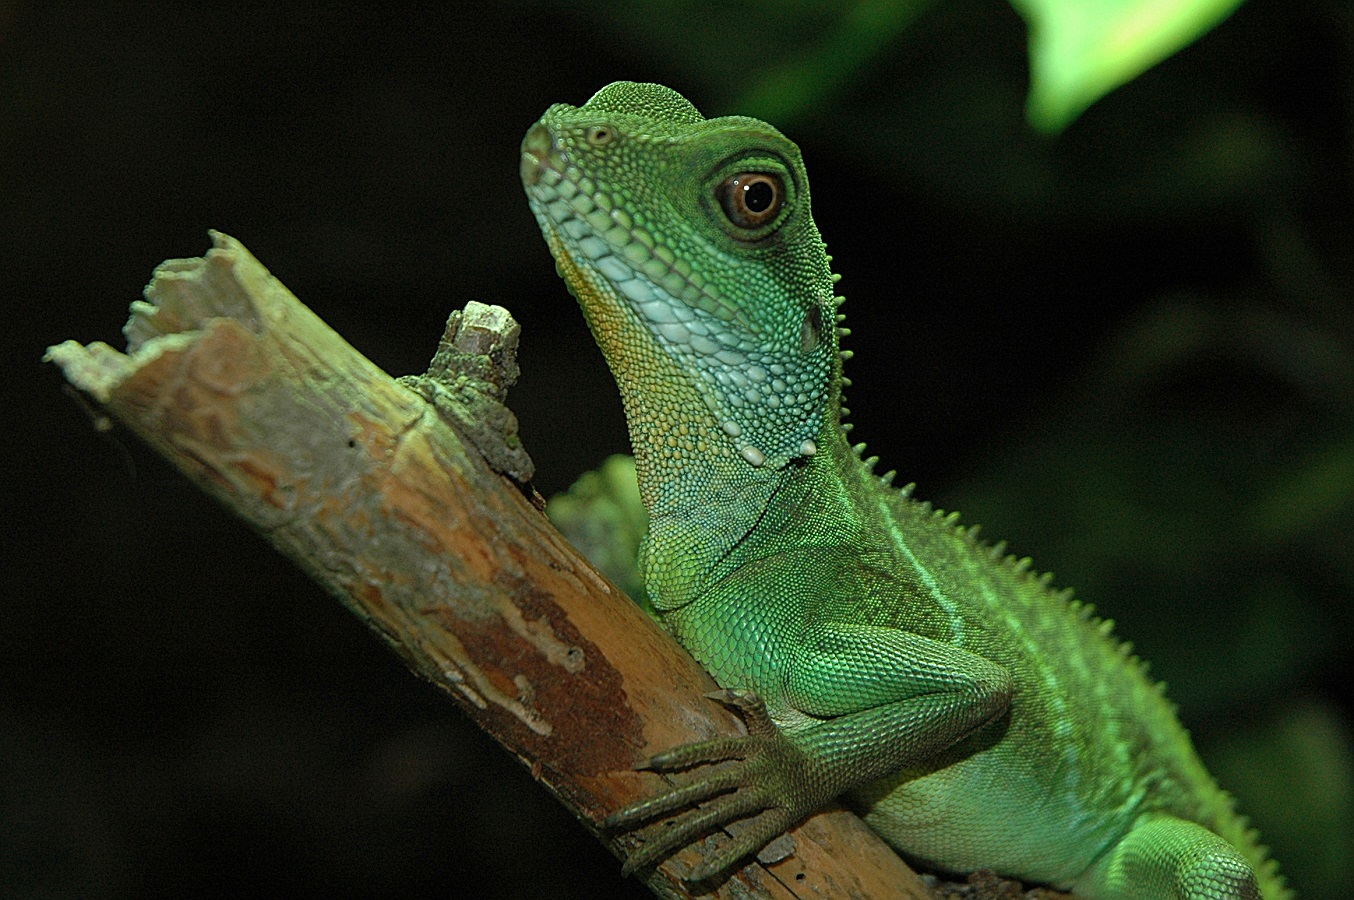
[{"xmin": 606, "ymin": 689, "xmax": 825, "ymax": 881}]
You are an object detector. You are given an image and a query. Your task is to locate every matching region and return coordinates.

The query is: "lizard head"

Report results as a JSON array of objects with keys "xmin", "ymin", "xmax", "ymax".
[{"xmin": 521, "ymin": 81, "xmax": 838, "ymax": 473}]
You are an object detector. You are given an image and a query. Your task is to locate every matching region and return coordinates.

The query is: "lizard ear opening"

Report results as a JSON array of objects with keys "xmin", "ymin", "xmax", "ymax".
[{"xmin": 801, "ymin": 305, "xmax": 822, "ymax": 353}]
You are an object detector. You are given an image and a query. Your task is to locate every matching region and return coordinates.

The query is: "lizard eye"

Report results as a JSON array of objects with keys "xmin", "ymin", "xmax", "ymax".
[
  {"xmin": 717, "ymin": 173, "xmax": 784, "ymax": 230},
  {"xmin": 586, "ymin": 125, "xmax": 614, "ymax": 146}
]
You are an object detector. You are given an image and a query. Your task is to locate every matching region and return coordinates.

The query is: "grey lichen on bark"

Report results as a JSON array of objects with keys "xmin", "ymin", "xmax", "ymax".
[{"xmin": 399, "ymin": 300, "xmax": 535, "ymax": 485}]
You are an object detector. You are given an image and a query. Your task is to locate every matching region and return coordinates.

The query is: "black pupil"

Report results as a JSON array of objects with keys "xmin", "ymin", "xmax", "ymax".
[{"xmin": 744, "ymin": 180, "xmax": 774, "ymax": 213}]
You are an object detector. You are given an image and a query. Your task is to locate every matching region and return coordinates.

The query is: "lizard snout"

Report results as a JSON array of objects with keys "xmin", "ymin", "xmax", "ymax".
[{"xmin": 519, "ymin": 121, "xmax": 554, "ymax": 188}]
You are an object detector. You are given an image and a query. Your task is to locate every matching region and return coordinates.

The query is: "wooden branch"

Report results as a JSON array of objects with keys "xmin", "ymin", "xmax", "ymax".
[{"xmin": 45, "ymin": 232, "xmax": 934, "ymax": 900}]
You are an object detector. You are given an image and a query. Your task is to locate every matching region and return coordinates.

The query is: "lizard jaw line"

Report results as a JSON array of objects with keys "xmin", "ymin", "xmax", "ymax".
[{"xmin": 522, "ymin": 120, "xmax": 829, "ymax": 470}]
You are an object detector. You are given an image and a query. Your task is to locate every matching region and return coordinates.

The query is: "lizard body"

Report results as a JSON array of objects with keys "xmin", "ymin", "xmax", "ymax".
[{"xmin": 520, "ymin": 81, "xmax": 1287, "ymax": 899}]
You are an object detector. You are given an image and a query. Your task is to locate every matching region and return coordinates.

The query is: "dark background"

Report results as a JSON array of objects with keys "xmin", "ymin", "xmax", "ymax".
[{"xmin": 5, "ymin": 1, "xmax": 1352, "ymax": 897}]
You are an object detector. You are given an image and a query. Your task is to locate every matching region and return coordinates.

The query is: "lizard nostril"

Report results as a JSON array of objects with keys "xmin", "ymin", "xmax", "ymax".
[
  {"xmin": 520, "ymin": 121, "xmax": 555, "ymax": 187},
  {"xmin": 522, "ymin": 121, "xmax": 553, "ymax": 153}
]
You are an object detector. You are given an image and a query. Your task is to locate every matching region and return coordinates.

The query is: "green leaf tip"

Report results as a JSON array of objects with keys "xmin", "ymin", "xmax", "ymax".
[{"xmin": 1012, "ymin": 0, "xmax": 1247, "ymax": 133}]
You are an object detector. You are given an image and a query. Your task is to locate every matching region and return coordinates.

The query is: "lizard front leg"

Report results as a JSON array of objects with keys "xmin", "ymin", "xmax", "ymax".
[{"xmin": 607, "ymin": 622, "xmax": 1013, "ymax": 880}]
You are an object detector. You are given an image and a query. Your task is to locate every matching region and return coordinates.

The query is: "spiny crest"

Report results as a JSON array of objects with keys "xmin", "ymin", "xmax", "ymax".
[
  {"xmin": 1200, "ymin": 795, "xmax": 1291, "ymax": 899},
  {"xmin": 1258, "ymin": 857, "xmax": 1288, "ymax": 897},
  {"xmin": 1094, "ymin": 616, "xmax": 1164, "ymax": 691},
  {"xmin": 871, "ymin": 468, "xmax": 1172, "ymax": 704},
  {"xmin": 832, "ymin": 256, "xmax": 854, "ymax": 439},
  {"xmin": 906, "ymin": 493, "xmax": 1115, "ymax": 631},
  {"xmin": 585, "ymin": 81, "xmax": 704, "ymax": 125},
  {"xmin": 857, "ymin": 412, "xmax": 1121, "ymax": 640},
  {"xmin": 1062, "ymin": 595, "xmax": 1166, "ymax": 694}
]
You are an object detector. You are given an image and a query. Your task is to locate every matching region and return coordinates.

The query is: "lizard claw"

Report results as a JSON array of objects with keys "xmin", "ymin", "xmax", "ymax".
[
  {"xmin": 607, "ymin": 690, "xmax": 824, "ymax": 881},
  {"xmin": 704, "ymin": 688, "xmax": 777, "ymax": 736}
]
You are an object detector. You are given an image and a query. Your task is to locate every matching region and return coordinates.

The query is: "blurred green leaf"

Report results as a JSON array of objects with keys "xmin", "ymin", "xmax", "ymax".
[
  {"xmin": 732, "ymin": 0, "xmax": 936, "ymax": 122},
  {"xmin": 1010, "ymin": 0, "xmax": 1247, "ymax": 132},
  {"xmin": 1249, "ymin": 431, "xmax": 1354, "ymax": 544}
]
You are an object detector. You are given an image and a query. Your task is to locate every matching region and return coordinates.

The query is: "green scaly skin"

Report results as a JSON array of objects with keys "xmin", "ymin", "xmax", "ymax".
[{"xmin": 520, "ymin": 82, "xmax": 1288, "ymax": 899}]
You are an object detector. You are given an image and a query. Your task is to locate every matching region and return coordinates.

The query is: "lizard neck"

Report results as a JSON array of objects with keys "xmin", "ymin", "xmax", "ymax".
[
  {"xmin": 616, "ymin": 320, "xmax": 852, "ymax": 611},
  {"xmin": 588, "ymin": 296, "xmax": 779, "ymax": 519}
]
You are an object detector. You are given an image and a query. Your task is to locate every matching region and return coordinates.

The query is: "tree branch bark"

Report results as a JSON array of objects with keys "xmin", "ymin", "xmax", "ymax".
[{"xmin": 45, "ymin": 231, "xmax": 935, "ymax": 900}]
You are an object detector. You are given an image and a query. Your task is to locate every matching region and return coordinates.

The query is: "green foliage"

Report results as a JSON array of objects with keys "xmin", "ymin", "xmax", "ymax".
[
  {"xmin": 731, "ymin": 0, "xmax": 937, "ymax": 124},
  {"xmin": 547, "ymin": 455, "xmax": 652, "ymax": 613},
  {"xmin": 583, "ymin": 0, "xmax": 1247, "ymax": 131},
  {"xmin": 1012, "ymin": 0, "xmax": 1247, "ymax": 131}
]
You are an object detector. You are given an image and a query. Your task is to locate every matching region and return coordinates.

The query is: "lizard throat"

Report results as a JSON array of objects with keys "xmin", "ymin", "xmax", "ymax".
[{"xmin": 522, "ymin": 122, "xmax": 830, "ymax": 469}]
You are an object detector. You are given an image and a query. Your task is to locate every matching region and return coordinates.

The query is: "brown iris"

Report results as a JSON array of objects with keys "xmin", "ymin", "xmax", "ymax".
[{"xmin": 717, "ymin": 173, "xmax": 784, "ymax": 230}]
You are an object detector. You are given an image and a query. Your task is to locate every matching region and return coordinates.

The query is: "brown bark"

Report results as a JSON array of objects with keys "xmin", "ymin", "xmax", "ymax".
[{"xmin": 46, "ymin": 231, "xmax": 936, "ymax": 900}]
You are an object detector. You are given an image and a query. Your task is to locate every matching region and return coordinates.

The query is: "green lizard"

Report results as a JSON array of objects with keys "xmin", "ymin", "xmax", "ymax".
[{"xmin": 520, "ymin": 81, "xmax": 1287, "ymax": 899}]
